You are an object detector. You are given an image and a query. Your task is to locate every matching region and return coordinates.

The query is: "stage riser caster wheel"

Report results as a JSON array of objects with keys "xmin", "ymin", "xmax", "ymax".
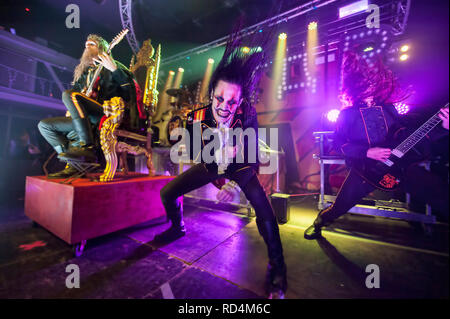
[{"xmin": 72, "ymin": 240, "xmax": 87, "ymax": 257}]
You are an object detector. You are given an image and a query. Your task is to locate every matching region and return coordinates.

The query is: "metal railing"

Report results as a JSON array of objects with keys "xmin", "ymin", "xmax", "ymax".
[{"xmin": 0, "ymin": 63, "xmax": 71, "ymax": 99}]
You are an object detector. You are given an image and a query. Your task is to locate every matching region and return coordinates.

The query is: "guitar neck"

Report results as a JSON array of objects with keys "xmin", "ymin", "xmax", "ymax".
[
  {"xmin": 86, "ymin": 47, "xmax": 115, "ymax": 96},
  {"xmin": 394, "ymin": 106, "xmax": 447, "ymax": 155}
]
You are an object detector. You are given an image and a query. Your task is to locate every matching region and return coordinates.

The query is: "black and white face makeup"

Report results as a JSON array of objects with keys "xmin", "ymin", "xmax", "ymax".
[{"xmin": 211, "ymin": 80, "xmax": 243, "ymax": 125}]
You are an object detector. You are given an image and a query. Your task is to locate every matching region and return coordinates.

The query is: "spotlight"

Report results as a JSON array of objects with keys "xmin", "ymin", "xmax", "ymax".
[
  {"xmin": 279, "ymin": 33, "xmax": 287, "ymax": 40},
  {"xmin": 208, "ymin": 58, "xmax": 214, "ymax": 64},
  {"xmin": 363, "ymin": 46, "xmax": 374, "ymax": 52},
  {"xmin": 169, "ymin": 71, "xmax": 175, "ymax": 75},
  {"xmin": 178, "ymin": 68, "xmax": 184, "ymax": 72},
  {"xmin": 241, "ymin": 47, "xmax": 250, "ymax": 54},
  {"xmin": 326, "ymin": 109, "xmax": 341, "ymax": 122},
  {"xmin": 394, "ymin": 102, "xmax": 410, "ymax": 114},
  {"xmin": 339, "ymin": 0, "xmax": 369, "ymax": 19},
  {"xmin": 399, "ymin": 54, "xmax": 409, "ymax": 61},
  {"xmin": 400, "ymin": 45, "xmax": 410, "ymax": 52},
  {"xmin": 308, "ymin": 22, "xmax": 318, "ymax": 30}
]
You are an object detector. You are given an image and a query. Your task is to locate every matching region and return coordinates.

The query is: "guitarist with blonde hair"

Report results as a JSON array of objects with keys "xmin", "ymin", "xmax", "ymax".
[{"xmin": 38, "ymin": 33, "xmax": 141, "ymax": 178}]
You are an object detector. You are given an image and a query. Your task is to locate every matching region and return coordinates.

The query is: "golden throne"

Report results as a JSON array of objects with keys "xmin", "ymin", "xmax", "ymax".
[{"xmin": 99, "ymin": 39, "xmax": 161, "ymax": 182}]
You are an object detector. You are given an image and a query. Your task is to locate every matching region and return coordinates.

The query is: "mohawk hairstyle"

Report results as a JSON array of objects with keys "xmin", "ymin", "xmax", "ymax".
[{"xmin": 209, "ymin": 18, "xmax": 271, "ymax": 125}]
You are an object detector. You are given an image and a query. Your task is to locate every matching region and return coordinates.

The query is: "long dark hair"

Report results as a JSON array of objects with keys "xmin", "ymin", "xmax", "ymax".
[
  {"xmin": 209, "ymin": 19, "xmax": 271, "ymax": 125},
  {"xmin": 341, "ymin": 50, "xmax": 410, "ymax": 107}
]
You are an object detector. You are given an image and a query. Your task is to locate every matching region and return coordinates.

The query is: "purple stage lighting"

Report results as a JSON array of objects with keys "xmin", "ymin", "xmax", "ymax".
[
  {"xmin": 326, "ymin": 109, "xmax": 341, "ymax": 122},
  {"xmin": 394, "ymin": 102, "xmax": 410, "ymax": 115},
  {"xmin": 339, "ymin": 0, "xmax": 369, "ymax": 19}
]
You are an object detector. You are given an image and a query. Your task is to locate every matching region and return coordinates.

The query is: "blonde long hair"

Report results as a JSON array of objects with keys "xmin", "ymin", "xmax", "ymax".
[{"xmin": 72, "ymin": 34, "xmax": 109, "ymax": 85}]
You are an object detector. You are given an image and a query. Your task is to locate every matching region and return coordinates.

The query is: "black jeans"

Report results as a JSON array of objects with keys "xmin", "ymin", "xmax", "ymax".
[
  {"xmin": 38, "ymin": 90, "xmax": 103, "ymax": 150},
  {"xmin": 38, "ymin": 117, "xmax": 78, "ymax": 150},
  {"xmin": 161, "ymin": 163, "xmax": 277, "ymax": 226},
  {"xmin": 319, "ymin": 168, "xmax": 375, "ymax": 223}
]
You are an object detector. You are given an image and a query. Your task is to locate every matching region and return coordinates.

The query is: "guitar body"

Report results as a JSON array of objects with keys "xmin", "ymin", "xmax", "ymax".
[
  {"xmin": 353, "ymin": 128, "xmax": 413, "ymax": 192},
  {"xmin": 352, "ymin": 103, "xmax": 448, "ymax": 191},
  {"xmin": 353, "ymin": 156, "xmax": 403, "ymax": 191}
]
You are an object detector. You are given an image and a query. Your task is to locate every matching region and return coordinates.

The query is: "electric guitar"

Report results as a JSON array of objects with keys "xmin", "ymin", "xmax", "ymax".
[
  {"xmin": 354, "ymin": 103, "xmax": 449, "ymax": 191},
  {"xmin": 84, "ymin": 29, "xmax": 129, "ymax": 97}
]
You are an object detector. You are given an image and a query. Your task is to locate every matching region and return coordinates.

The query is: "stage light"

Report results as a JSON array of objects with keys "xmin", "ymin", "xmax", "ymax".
[
  {"xmin": 308, "ymin": 21, "xmax": 318, "ymax": 30},
  {"xmin": 339, "ymin": 0, "xmax": 369, "ymax": 18},
  {"xmin": 394, "ymin": 102, "xmax": 410, "ymax": 115},
  {"xmin": 400, "ymin": 45, "xmax": 410, "ymax": 52},
  {"xmin": 363, "ymin": 46, "xmax": 374, "ymax": 52},
  {"xmin": 178, "ymin": 68, "xmax": 184, "ymax": 72},
  {"xmin": 169, "ymin": 71, "xmax": 175, "ymax": 75},
  {"xmin": 399, "ymin": 54, "xmax": 409, "ymax": 61},
  {"xmin": 327, "ymin": 109, "xmax": 340, "ymax": 122},
  {"xmin": 271, "ymin": 31, "xmax": 287, "ymax": 103},
  {"xmin": 241, "ymin": 46, "xmax": 250, "ymax": 54},
  {"xmin": 199, "ymin": 59, "xmax": 215, "ymax": 104},
  {"xmin": 25, "ymin": 8, "xmax": 30, "ymax": 12},
  {"xmin": 256, "ymin": 46, "xmax": 263, "ymax": 52}
]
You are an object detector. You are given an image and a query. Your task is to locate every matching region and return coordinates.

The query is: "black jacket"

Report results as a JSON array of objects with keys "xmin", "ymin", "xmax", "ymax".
[
  {"xmin": 334, "ymin": 103, "xmax": 403, "ymax": 166},
  {"xmin": 185, "ymin": 103, "xmax": 259, "ymax": 175},
  {"xmin": 72, "ymin": 61, "xmax": 143, "ymax": 130}
]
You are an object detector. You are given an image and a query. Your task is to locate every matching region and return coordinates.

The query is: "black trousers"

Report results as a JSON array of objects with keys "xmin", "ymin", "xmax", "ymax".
[
  {"xmin": 161, "ymin": 163, "xmax": 277, "ymax": 225},
  {"xmin": 62, "ymin": 90, "xmax": 104, "ymax": 122},
  {"xmin": 38, "ymin": 90, "xmax": 103, "ymax": 150},
  {"xmin": 38, "ymin": 117, "xmax": 78, "ymax": 150},
  {"xmin": 319, "ymin": 168, "xmax": 375, "ymax": 223}
]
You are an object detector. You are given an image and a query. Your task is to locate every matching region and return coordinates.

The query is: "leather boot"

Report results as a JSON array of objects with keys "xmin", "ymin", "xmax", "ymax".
[
  {"xmin": 256, "ymin": 218, "xmax": 287, "ymax": 299},
  {"xmin": 58, "ymin": 118, "xmax": 97, "ymax": 162},
  {"xmin": 47, "ymin": 164, "xmax": 79, "ymax": 179},
  {"xmin": 304, "ymin": 213, "xmax": 329, "ymax": 240},
  {"xmin": 153, "ymin": 197, "xmax": 186, "ymax": 244}
]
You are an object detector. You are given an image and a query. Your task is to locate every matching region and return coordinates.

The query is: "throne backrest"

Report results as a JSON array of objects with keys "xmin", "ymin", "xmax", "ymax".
[{"xmin": 129, "ymin": 39, "xmax": 161, "ymax": 118}]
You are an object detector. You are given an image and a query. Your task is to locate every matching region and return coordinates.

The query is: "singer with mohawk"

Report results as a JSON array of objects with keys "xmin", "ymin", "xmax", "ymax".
[{"xmin": 154, "ymin": 27, "xmax": 287, "ymax": 299}]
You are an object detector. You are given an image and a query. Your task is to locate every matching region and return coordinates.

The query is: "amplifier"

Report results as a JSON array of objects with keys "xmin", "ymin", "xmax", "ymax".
[{"xmin": 270, "ymin": 193, "xmax": 291, "ymax": 224}]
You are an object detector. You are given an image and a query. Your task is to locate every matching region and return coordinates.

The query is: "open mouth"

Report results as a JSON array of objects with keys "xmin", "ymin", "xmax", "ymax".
[{"xmin": 216, "ymin": 108, "xmax": 231, "ymax": 118}]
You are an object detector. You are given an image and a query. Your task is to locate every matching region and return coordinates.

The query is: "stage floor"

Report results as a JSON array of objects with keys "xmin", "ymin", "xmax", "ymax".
[{"xmin": 0, "ymin": 195, "xmax": 448, "ymax": 299}]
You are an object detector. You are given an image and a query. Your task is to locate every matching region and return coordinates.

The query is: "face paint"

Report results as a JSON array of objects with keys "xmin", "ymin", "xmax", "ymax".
[{"xmin": 211, "ymin": 80, "xmax": 243, "ymax": 126}]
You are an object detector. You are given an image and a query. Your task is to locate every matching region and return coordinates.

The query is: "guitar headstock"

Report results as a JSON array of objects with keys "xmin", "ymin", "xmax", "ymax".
[{"xmin": 108, "ymin": 29, "xmax": 129, "ymax": 53}]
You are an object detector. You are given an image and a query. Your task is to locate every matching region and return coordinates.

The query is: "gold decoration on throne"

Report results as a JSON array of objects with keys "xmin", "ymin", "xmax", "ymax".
[{"xmin": 99, "ymin": 39, "xmax": 161, "ymax": 182}]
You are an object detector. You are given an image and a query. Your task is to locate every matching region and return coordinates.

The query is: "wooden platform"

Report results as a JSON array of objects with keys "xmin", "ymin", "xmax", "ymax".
[{"xmin": 24, "ymin": 173, "xmax": 174, "ymax": 246}]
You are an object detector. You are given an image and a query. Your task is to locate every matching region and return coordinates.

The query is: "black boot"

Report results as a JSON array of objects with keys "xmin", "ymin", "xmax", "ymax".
[
  {"xmin": 58, "ymin": 118, "xmax": 97, "ymax": 162},
  {"xmin": 256, "ymin": 218, "xmax": 287, "ymax": 299},
  {"xmin": 304, "ymin": 214, "xmax": 328, "ymax": 240},
  {"xmin": 153, "ymin": 224, "xmax": 186, "ymax": 245},
  {"xmin": 47, "ymin": 164, "xmax": 80, "ymax": 179},
  {"xmin": 153, "ymin": 195, "xmax": 186, "ymax": 244}
]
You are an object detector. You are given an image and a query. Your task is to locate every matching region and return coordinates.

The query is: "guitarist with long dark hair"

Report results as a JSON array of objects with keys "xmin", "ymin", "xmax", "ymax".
[
  {"xmin": 304, "ymin": 50, "xmax": 448, "ymax": 240},
  {"xmin": 38, "ymin": 33, "xmax": 142, "ymax": 178}
]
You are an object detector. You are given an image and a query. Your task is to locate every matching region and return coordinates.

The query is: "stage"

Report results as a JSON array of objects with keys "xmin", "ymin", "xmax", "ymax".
[{"xmin": 0, "ymin": 196, "xmax": 447, "ymax": 299}]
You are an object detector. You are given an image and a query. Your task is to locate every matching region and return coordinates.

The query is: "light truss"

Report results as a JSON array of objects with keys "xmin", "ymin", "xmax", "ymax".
[{"xmin": 119, "ymin": 0, "xmax": 140, "ymax": 55}]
